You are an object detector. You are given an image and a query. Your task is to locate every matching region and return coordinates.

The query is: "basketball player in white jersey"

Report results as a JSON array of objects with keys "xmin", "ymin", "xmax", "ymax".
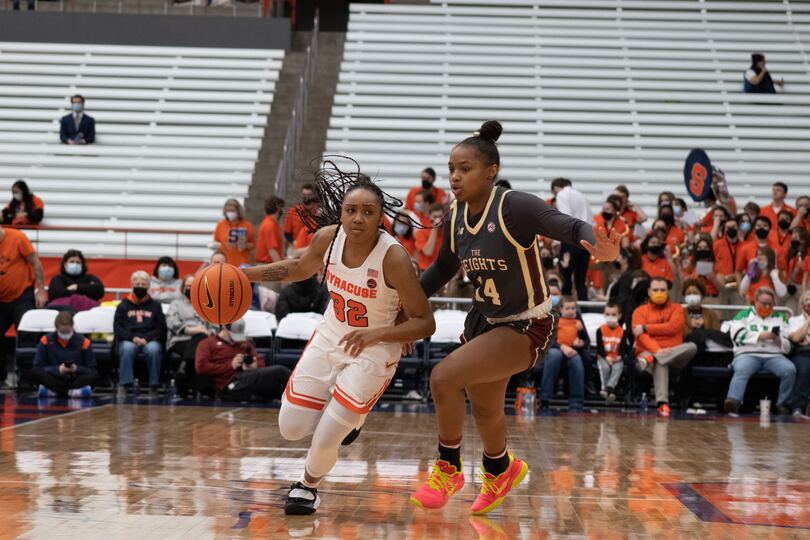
[{"xmin": 244, "ymin": 170, "xmax": 435, "ymax": 515}]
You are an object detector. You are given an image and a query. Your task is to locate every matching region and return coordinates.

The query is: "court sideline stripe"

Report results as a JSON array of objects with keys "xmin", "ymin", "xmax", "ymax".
[{"xmin": 0, "ymin": 403, "xmax": 111, "ymax": 432}]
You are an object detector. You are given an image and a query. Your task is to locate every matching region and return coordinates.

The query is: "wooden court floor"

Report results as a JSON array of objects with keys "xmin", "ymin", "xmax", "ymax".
[{"xmin": 0, "ymin": 396, "xmax": 809, "ymax": 539}]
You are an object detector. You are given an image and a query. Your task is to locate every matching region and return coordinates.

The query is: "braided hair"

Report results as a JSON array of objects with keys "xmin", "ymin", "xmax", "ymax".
[{"xmin": 296, "ymin": 156, "xmax": 428, "ymax": 282}]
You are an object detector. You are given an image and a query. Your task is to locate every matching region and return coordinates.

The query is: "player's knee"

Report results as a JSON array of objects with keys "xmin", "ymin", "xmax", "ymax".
[
  {"xmin": 471, "ymin": 403, "xmax": 504, "ymax": 426},
  {"xmin": 278, "ymin": 407, "xmax": 315, "ymax": 441},
  {"xmin": 430, "ymin": 360, "xmax": 461, "ymax": 398}
]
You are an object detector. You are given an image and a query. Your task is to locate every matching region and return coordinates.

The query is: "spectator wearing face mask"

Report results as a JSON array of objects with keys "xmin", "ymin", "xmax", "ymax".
[
  {"xmin": 256, "ymin": 196, "xmax": 285, "ymax": 264},
  {"xmin": 657, "ymin": 204, "xmax": 685, "ymax": 248},
  {"xmin": 166, "ymin": 275, "xmax": 216, "ymax": 397},
  {"xmin": 411, "ymin": 189, "xmax": 435, "ymax": 223},
  {"xmin": 59, "ymin": 95, "xmax": 95, "ymax": 145},
  {"xmin": 740, "ymin": 246, "xmax": 786, "ymax": 302},
  {"xmin": 195, "ymin": 319, "xmax": 291, "ymax": 402},
  {"xmin": 790, "ymin": 196, "xmax": 810, "ymax": 236},
  {"xmin": 641, "ymin": 235, "xmax": 674, "ymax": 284},
  {"xmin": 737, "ymin": 216, "xmax": 776, "ymax": 275},
  {"xmin": 148, "ymin": 256, "xmax": 182, "ymax": 304},
  {"xmin": 596, "ymin": 302, "xmax": 627, "ymax": 404},
  {"xmin": 537, "ymin": 296, "xmax": 589, "ymax": 411},
  {"xmin": 705, "ymin": 206, "xmax": 732, "ymax": 241},
  {"xmin": 114, "ymin": 270, "xmax": 166, "ymax": 395},
  {"xmin": 737, "ymin": 212, "xmax": 755, "ymax": 246},
  {"xmin": 713, "ymin": 218, "xmax": 745, "ymax": 304},
  {"xmin": 593, "ymin": 199, "xmax": 630, "ymax": 247},
  {"xmin": 213, "ymin": 198, "xmax": 254, "ymax": 266},
  {"xmin": 632, "ymin": 277, "xmax": 698, "ymax": 416},
  {"xmin": 2, "ymin": 180, "xmax": 44, "ymax": 226},
  {"xmin": 683, "ymin": 235, "xmax": 719, "ymax": 299},
  {"xmin": 788, "ymin": 291, "xmax": 810, "ymax": 417},
  {"xmin": 392, "ymin": 211, "xmax": 416, "ymax": 256},
  {"xmin": 415, "ymin": 203, "xmax": 445, "ymax": 271},
  {"xmin": 31, "ymin": 311, "xmax": 98, "ymax": 398},
  {"xmin": 275, "ymin": 275, "xmax": 330, "ymax": 321},
  {"xmin": 673, "ymin": 198, "xmax": 699, "ymax": 230},
  {"xmin": 681, "ymin": 279, "xmax": 721, "ymax": 333},
  {"xmin": 606, "ymin": 247, "xmax": 642, "ymax": 311},
  {"xmin": 46, "ymin": 249, "xmax": 104, "ymax": 312},
  {"xmin": 613, "ymin": 185, "xmax": 648, "ymax": 228},
  {"xmin": 405, "ymin": 167, "xmax": 447, "ymax": 213},
  {"xmin": 724, "ymin": 287, "xmax": 794, "ymax": 415},
  {"xmin": 770, "ymin": 209, "xmax": 794, "ymax": 270}
]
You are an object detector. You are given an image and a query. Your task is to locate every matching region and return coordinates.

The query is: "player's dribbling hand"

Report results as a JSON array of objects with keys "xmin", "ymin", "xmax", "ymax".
[
  {"xmin": 339, "ymin": 328, "xmax": 383, "ymax": 358},
  {"xmin": 581, "ymin": 226, "xmax": 620, "ymax": 262}
]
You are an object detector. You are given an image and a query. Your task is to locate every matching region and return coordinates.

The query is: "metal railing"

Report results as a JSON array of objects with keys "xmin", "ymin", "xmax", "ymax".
[
  {"xmin": 12, "ymin": 224, "xmax": 211, "ymax": 260},
  {"xmin": 273, "ymin": 8, "xmax": 318, "ymax": 200}
]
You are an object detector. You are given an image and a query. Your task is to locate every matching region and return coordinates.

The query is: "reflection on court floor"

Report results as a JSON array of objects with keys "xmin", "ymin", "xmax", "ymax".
[{"xmin": 0, "ymin": 395, "xmax": 808, "ymax": 539}]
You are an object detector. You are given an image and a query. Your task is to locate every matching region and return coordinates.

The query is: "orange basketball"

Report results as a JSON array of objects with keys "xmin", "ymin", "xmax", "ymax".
[{"xmin": 191, "ymin": 263, "xmax": 252, "ymax": 325}]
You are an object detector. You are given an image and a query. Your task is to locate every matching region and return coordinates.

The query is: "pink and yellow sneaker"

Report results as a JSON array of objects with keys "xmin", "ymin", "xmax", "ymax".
[
  {"xmin": 409, "ymin": 459, "xmax": 465, "ymax": 509},
  {"xmin": 470, "ymin": 454, "xmax": 528, "ymax": 515}
]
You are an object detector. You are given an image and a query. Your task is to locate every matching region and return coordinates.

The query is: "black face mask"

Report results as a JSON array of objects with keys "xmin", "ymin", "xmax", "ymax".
[
  {"xmin": 726, "ymin": 228, "xmax": 738, "ymax": 240},
  {"xmin": 778, "ymin": 219, "xmax": 791, "ymax": 230},
  {"xmin": 661, "ymin": 214, "xmax": 675, "ymax": 226},
  {"xmin": 421, "ymin": 179, "xmax": 433, "ymax": 189},
  {"xmin": 133, "ymin": 286, "xmax": 148, "ymax": 299},
  {"xmin": 601, "ymin": 211, "xmax": 613, "ymax": 221},
  {"xmin": 755, "ymin": 228, "xmax": 770, "ymax": 240},
  {"xmin": 791, "ymin": 239, "xmax": 800, "ymax": 249},
  {"xmin": 648, "ymin": 245, "xmax": 663, "ymax": 256},
  {"xmin": 541, "ymin": 256, "xmax": 554, "ymax": 270},
  {"xmin": 696, "ymin": 249, "xmax": 712, "ymax": 261},
  {"xmin": 184, "ymin": 289, "xmax": 192, "ymax": 300}
]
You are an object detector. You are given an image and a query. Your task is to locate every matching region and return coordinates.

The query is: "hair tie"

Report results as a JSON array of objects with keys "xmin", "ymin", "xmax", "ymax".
[{"xmin": 473, "ymin": 130, "xmax": 481, "ymax": 137}]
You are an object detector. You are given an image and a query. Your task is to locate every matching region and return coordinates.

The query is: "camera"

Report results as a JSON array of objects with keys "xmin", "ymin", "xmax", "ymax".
[
  {"xmin": 772, "ymin": 326, "xmax": 780, "ymax": 336},
  {"xmin": 243, "ymin": 355, "xmax": 255, "ymax": 366}
]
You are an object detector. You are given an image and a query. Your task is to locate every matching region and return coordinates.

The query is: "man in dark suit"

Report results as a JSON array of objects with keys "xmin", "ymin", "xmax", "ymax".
[{"xmin": 60, "ymin": 95, "xmax": 95, "ymax": 145}]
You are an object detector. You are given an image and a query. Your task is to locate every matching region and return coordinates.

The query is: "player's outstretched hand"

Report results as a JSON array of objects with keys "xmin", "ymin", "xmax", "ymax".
[
  {"xmin": 580, "ymin": 226, "xmax": 620, "ymax": 262},
  {"xmin": 340, "ymin": 328, "xmax": 384, "ymax": 358}
]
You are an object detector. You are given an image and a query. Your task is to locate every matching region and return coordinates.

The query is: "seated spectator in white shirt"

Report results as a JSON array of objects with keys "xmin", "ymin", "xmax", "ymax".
[{"xmin": 149, "ymin": 256, "xmax": 183, "ymax": 304}]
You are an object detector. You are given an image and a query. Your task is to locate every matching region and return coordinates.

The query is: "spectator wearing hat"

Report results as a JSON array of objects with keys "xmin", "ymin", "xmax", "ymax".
[
  {"xmin": 195, "ymin": 319, "xmax": 291, "ymax": 402},
  {"xmin": 31, "ymin": 311, "xmax": 99, "ymax": 398}
]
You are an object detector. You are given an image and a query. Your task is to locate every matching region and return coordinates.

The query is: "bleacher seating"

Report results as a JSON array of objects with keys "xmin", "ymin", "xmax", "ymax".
[
  {"xmin": 327, "ymin": 1, "xmax": 810, "ymax": 215},
  {"xmin": 0, "ymin": 41, "xmax": 284, "ymax": 259}
]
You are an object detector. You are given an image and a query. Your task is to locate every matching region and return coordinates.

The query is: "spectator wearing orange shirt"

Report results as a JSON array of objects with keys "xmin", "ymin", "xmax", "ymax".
[
  {"xmin": 704, "ymin": 205, "xmax": 732, "ymax": 241},
  {"xmin": 739, "ymin": 246, "xmax": 787, "ymax": 303},
  {"xmin": 405, "ymin": 167, "xmax": 448, "ymax": 213},
  {"xmin": 593, "ymin": 199, "xmax": 630, "ymax": 247},
  {"xmin": 656, "ymin": 205, "xmax": 685, "ymax": 248},
  {"xmin": 640, "ymin": 234, "xmax": 674, "ymax": 285},
  {"xmin": 212, "ymin": 199, "xmax": 255, "ymax": 266},
  {"xmin": 683, "ymin": 235, "xmax": 720, "ymax": 299},
  {"xmin": 282, "ymin": 184, "xmax": 315, "ymax": 251},
  {"xmin": 2, "ymin": 180, "xmax": 44, "ymax": 226},
  {"xmin": 760, "ymin": 181, "xmax": 796, "ymax": 228},
  {"xmin": 790, "ymin": 196, "xmax": 810, "ymax": 236},
  {"xmin": 631, "ymin": 277, "xmax": 698, "ymax": 416},
  {"xmin": 291, "ymin": 198, "xmax": 319, "ymax": 257},
  {"xmin": 538, "ymin": 296, "xmax": 589, "ymax": 410},
  {"xmin": 713, "ymin": 219, "xmax": 745, "ymax": 304},
  {"xmin": 256, "ymin": 196, "xmax": 284, "ymax": 264},
  {"xmin": 614, "ymin": 184, "xmax": 648, "ymax": 230},
  {"xmin": 736, "ymin": 212, "xmax": 756, "ymax": 247},
  {"xmin": 769, "ymin": 209, "xmax": 794, "ymax": 270},
  {"xmin": 737, "ymin": 216, "xmax": 776, "ymax": 274},
  {"xmin": 414, "ymin": 203, "xmax": 444, "ymax": 271},
  {"xmin": 0, "ymin": 224, "xmax": 47, "ymax": 383},
  {"xmin": 784, "ymin": 228, "xmax": 809, "ymax": 296}
]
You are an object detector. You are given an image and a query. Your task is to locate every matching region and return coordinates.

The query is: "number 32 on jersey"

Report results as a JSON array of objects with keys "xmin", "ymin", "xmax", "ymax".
[
  {"xmin": 330, "ymin": 292, "xmax": 369, "ymax": 327},
  {"xmin": 474, "ymin": 276, "xmax": 501, "ymax": 306}
]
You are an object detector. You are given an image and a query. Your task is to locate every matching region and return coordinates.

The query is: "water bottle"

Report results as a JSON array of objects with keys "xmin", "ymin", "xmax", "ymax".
[
  {"xmin": 168, "ymin": 379, "xmax": 177, "ymax": 401},
  {"xmin": 132, "ymin": 378, "xmax": 140, "ymax": 399},
  {"xmin": 639, "ymin": 392, "xmax": 648, "ymax": 413},
  {"xmin": 521, "ymin": 389, "xmax": 536, "ymax": 416}
]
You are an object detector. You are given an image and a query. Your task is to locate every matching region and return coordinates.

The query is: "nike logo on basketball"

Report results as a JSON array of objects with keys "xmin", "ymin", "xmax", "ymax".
[{"xmin": 203, "ymin": 277, "xmax": 215, "ymax": 309}]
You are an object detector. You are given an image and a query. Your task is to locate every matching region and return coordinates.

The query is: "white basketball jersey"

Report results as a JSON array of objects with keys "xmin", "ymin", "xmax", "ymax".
[{"xmin": 322, "ymin": 227, "xmax": 402, "ymax": 337}]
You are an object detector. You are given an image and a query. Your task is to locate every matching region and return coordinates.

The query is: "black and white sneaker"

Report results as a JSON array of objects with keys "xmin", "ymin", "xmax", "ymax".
[
  {"xmin": 341, "ymin": 427, "xmax": 362, "ymax": 446},
  {"xmin": 285, "ymin": 482, "xmax": 320, "ymax": 515}
]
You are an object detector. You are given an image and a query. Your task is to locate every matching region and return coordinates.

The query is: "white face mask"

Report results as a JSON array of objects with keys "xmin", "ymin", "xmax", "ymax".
[
  {"xmin": 58, "ymin": 331, "xmax": 73, "ymax": 341},
  {"xmin": 393, "ymin": 222, "xmax": 409, "ymax": 236},
  {"xmin": 225, "ymin": 211, "xmax": 238, "ymax": 222},
  {"xmin": 12, "ymin": 192, "xmax": 22, "ymax": 202},
  {"xmin": 685, "ymin": 294, "xmax": 702, "ymax": 308},
  {"xmin": 604, "ymin": 315, "xmax": 619, "ymax": 327}
]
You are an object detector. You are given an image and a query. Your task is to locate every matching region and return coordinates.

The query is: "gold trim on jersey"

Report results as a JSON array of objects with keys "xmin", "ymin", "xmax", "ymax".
[
  {"xmin": 497, "ymin": 189, "xmax": 549, "ymax": 308},
  {"xmin": 463, "ymin": 186, "xmax": 499, "ymax": 235},
  {"xmin": 449, "ymin": 200, "xmax": 458, "ymax": 254}
]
